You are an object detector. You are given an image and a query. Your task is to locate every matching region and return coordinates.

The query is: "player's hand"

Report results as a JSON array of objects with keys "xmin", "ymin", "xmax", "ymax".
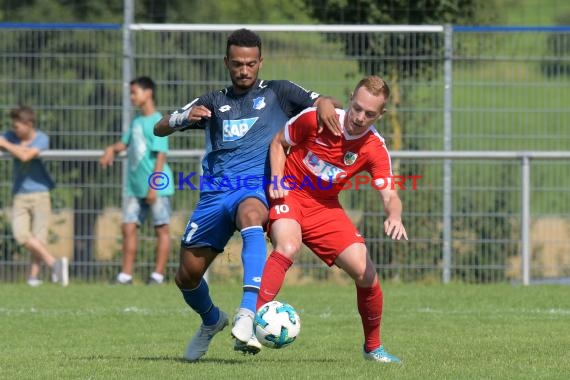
[
  {"xmin": 268, "ymin": 176, "xmax": 289, "ymax": 199},
  {"xmin": 0, "ymin": 136, "xmax": 6, "ymax": 149},
  {"xmin": 188, "ymin": 105, "xmax": 212, "ymax": 123},
  {"xmin": 316, "ymin": 98, "xmax": 341, "ymax": 136},
  {"xmin": 384, "ymin": 217, "xmax": 408, "ymax": 240},
  {"xmin": 99, "ymin": 148, "xmax": 114, "ymax": 168}
]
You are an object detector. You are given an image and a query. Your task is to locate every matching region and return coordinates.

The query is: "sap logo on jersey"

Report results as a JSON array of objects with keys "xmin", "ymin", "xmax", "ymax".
[
  {"xmin": 303, "ymin": 150, "xmax": 345, "ymax": 182},
  {"xmin": 223, "ymin": 117, "xmax": 258, "ymax": 141}
]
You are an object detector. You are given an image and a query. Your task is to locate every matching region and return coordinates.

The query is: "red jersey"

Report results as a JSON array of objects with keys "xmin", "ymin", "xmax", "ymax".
[{"xmin": 282, "ymin": 107, "xmax": 393, "ymax": 200}]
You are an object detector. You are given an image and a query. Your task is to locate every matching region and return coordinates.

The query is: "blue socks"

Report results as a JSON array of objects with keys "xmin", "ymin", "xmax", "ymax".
[
  {"xmin": 180, "ymin": 225, "xmax": 266, "ymax": 322},
  {"xmin": 181, "ymin": 278, "xmax": 220, "ymax": 326},
  {"xmin": 240, "ymin": 226, "xmax": 266, "ymax": 313}
]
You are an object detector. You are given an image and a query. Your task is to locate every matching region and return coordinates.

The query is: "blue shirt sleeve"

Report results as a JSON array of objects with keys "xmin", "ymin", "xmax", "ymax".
[
  {"xmin": 270, "ymin": 80, "xmax": 320, "ymax": 118},
  {"xmin": 30, "ymin": 131, "xmax": 49, "ymax": 151}
]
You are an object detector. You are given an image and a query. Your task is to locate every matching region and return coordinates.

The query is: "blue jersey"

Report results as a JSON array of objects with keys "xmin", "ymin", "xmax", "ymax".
[{"xmin": 175, "ymin": 79, "xmax": 319, "ymax": 192}]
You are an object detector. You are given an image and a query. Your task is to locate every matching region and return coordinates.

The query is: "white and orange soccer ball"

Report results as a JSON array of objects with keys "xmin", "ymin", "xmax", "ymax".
[{"xmin": 254, "ymin": 301, "xmax": 301, "ymax": 349}]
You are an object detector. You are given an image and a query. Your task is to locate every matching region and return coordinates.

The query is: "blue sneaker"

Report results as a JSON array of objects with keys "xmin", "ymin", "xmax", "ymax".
[{"xmin": 363, "ymin": 345, "xmax": 401, "ymax": 363}]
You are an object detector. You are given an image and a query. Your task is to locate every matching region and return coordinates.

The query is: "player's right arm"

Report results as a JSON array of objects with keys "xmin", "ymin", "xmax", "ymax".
[
  {"xmin": 269, "ymin": 109, "xmax": 315, "ymax": 200},
  {"xmin": 99, "ymin": 141, "xmax": 127, "ymax": 168},
  {"xmin": 154, "ymin": 99, "xmax": 211, "ymax": 137}
]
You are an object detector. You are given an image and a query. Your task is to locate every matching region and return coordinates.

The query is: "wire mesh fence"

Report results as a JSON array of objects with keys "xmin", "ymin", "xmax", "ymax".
[{"xmin": 0, "ymin": 24, "xmax": 569, "ymax": 284}]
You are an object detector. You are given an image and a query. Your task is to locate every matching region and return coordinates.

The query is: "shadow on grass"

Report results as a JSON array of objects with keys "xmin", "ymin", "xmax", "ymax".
[
  {"xmin": 80, "ymin": 354, "xmax": 337, "ymax": 364},
  {"xmin": 141, "ymin": 356, "xmax": 338, "ymax": 364},
  {"xmin": 140, "ymin": 356, "xmax": 244, "ymax": 364}
]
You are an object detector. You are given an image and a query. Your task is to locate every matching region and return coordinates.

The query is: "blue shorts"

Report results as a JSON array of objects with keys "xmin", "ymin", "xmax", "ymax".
[
  {"xmin": 181, "ymin": 188, "xmax": 268, "ymax": 252},
  {"xmin": 123, "ymin": 196, "xmax": 172, "ymax": 226}
]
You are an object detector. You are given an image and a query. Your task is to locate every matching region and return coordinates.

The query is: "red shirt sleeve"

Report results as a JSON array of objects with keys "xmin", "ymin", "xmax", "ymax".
[
  {"xmin": 366, "ymin": 134, "xmax": 393, "ymax": 188},
  {"xmin": 283, "ymin": 107, "xmax": 317, "ymax": 146}
]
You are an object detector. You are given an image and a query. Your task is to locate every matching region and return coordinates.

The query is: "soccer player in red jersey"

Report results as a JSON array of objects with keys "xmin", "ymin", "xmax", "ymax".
[{"xmin": 257, "ymin": 75, "xmax": 407, "ymax": 363}]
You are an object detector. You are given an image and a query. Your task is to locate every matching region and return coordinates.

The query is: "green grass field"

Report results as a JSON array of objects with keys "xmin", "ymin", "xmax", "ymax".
[{"xmin": 1, "ymin": 283, "xmax": 568, "ymax": 379}]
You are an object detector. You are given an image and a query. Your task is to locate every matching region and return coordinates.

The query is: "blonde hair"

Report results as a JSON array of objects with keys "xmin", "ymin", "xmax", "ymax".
[{"xmin": 354, "ymin": 75, "xmax": 391, "ymax": 99}]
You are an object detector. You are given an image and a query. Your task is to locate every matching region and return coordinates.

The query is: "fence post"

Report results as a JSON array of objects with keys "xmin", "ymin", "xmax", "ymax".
[
  {"xmin": 122, "ymin": 0, "xmax": 134, "ymax": 197},
  {"xmin": 442, "ymin": 25, "xmax": 453, "ymax": 284},
  {"xmin": 521, "ymin": 154, "xmax": 531, "ymax": 285}
]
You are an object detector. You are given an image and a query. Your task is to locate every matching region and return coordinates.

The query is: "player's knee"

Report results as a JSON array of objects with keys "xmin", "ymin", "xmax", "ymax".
[
  {"xmin": 237, "ymin": 203, "xmax": 268, "ymax": 228},
  {"xmin": 175, "ymin": 267, "xmax": 201, "ymax": 289},
  {"xmin": 275, "ymin": 240, "xmax": 301, "ymax": 259},
  {"xmin": 354, "ymin": 264, "xmax": 377, "ymax": 287},
  {"xmin": 154, "ymin": 224, "xmax": 169, "ymax": 237},
  {"xmin": 122, "ymin": 223, "xmax": 137, "ymax": 236}
]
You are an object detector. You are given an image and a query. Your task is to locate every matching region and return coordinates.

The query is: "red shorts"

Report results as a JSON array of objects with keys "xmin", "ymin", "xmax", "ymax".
[{"xmin": 268, "ymin": 194, "xmax": 365, "ymax": 266}]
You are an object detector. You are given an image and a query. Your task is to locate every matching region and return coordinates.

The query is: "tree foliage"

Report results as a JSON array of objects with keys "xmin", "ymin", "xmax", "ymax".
[{"xmin": 0, "ymin": 0, "xmax": 315, "ymax": 23}]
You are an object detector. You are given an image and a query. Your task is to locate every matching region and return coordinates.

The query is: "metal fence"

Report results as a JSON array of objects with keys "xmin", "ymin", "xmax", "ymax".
[{"xmin": 0, "ymin": 22, "xmax": 569, "ymax": 285}]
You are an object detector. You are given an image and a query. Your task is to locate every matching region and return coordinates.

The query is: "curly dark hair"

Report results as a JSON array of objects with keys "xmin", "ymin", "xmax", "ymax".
[{"xmin": 226, "ymin": 28, "xmax": 262, "ymax": 57}]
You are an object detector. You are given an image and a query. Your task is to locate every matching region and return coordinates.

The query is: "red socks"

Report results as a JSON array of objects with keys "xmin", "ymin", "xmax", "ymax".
[
  {"xmin": 256, "ymin": 251, "xmax": 293, "ymax": 310},
  {"xmin": 356, "ymin": 278, "xmax": 383, "ymax": 352},
  {"xmin": 258, "ymin": 250, "xmax": 383, "ymax": 353}
]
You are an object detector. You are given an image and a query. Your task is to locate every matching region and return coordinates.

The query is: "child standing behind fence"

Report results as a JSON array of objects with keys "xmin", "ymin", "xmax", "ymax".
[
  {"xmin": 0, "ymin": 105, "xmax": 68, "ymax": 286},
  {"xmin": 100, "ymin": 76, "xmax": 174, "ymax": 285}
]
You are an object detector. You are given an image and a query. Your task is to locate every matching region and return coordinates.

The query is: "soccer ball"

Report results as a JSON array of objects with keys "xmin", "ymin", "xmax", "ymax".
[{"xmin": 254, "ymin": 301, "xmax": 301, "ymax": 349}]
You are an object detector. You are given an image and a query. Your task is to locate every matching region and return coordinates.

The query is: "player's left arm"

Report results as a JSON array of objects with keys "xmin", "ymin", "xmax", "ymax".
[
  {"xmin": 275, "ymin": 80, "xmax": 342, "ymax": 136},
  {"xmin": 378, "ymin": 187, "xmax": 408, "ymax": 240},
  {"xmin": 147, "ymin": 151, "xmax": 166, "ymax": 205},
  {"xmin": 312, "ymin": 96, "xmax": 342, "ymax": 136}
]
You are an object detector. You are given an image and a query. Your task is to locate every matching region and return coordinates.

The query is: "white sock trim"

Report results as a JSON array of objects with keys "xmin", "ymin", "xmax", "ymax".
[{"xmin": 241, "ymin": 225, "xmax": 263, "ymax": 233}]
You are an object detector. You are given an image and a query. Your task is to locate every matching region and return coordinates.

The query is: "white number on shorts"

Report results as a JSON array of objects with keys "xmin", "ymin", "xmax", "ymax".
[
  {"xmin": 274, "ymin": 204, "xmax": 290, "ymax": 215},
  {"xmin": 184, "ymin": 222, "xmax": 199, "ymax": 244}
]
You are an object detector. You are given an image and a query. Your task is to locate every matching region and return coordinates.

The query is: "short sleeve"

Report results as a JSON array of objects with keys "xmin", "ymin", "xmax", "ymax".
[
  {"xmin": 151, "ymin": 134, "xmax": 169, "ymax": 153},
  {"xmin": 3, "ymin": 131, "xmax": 17, "ymax": 143},
  {"xmin": 30, "ymin": 132, "xmax": 49, "ymax": 151},
  {"xmin": 271, "ymin": 80, "xmax": 320, "ymax": 118},
  {"xmin": 121, "ymin": 126, "xmax": 132, "ymax": 145},
  {"xmin": 284, "ymin": 108, "xmax": 316, "ymax": 146},
  {"xmin": 367, "ymin": 135, "xmax": 393, "ymax": 188}
]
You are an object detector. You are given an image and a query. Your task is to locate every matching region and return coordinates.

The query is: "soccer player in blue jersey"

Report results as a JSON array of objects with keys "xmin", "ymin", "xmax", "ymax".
[{"xmin": 155, "ymin": 28, "xmax": 341, "ymax": 361}]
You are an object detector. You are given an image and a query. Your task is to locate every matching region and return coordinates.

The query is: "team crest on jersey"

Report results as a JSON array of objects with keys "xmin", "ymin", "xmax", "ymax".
[
  {"xmin": 252, "ymin": 97, "xmax": 266, "ymax": 110},
  {"xmin": 343, "ymin": 151, "xmax": 358, "ymax": 166}
]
